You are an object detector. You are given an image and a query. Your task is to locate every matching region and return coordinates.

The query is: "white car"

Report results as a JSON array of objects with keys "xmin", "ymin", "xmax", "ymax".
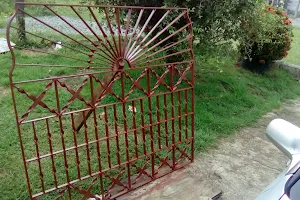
[{"xmin": 256, "ymin": 119, "xmax": 300, "ymax": 200}]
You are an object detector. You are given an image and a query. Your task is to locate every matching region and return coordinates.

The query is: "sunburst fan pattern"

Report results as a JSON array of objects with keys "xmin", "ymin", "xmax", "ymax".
[{"xmin": 7, "ymin": 3, "xmax": 194, "ymax": 200}]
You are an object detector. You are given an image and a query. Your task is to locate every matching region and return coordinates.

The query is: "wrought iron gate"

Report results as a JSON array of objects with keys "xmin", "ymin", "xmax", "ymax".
[{"xmin": 7, "ymin": 3, "xmax": 194, "ymax": 199}]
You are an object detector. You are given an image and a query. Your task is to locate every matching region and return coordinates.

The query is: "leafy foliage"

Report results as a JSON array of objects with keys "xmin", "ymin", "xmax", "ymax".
[
  {"xmin": 0, "ymin": 0, "xmax": 14, "ymax": 17},
  {"xmin": 240, "ymin": 5, "xmax": 293, "ymax": 67},
  {"xmin": 96, "ymin": 0, "xmax": 263, "ymax": 49}
]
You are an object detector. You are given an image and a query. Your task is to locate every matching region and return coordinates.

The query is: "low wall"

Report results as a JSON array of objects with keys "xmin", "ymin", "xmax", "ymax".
[{"xmin": 276, "ymin": 61, "xmax": 300, "ymax": 80}]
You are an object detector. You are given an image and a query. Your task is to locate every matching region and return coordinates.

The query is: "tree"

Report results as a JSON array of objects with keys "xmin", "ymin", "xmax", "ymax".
[
  {"xmin": 98, "ymin": 0, "xmax": 262, "ymax": 49},
  {"xmin": 16, "ymin": 0, "xmax": 27, "ymax": 44},
  {"xmin": 295, "ymin": 0, "xmax": 300, "ymax": 18}
]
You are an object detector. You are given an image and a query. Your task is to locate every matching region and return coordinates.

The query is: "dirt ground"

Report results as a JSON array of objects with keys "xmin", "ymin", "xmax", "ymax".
[{"xmin": 120, "ymin": 99, "xmax": 300, "ymax": 200}]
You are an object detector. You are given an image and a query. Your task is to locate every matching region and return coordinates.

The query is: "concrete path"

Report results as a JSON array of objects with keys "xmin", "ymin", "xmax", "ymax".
[
  {"xmin": 120, "ymin": 99, "xmax": 300, "ymax": 200},
  {"xmin": 291, "ymin": 17, "xmax": 300, "ymax": 28}
]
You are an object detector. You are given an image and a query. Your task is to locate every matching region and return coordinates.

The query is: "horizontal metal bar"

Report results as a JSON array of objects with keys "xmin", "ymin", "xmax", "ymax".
[
  {"xmin": 31, "ymin": 137, "xmax": 193, "ymax": 198},
  {"xmin": 25, "ymin": 112, "xmax": 193, "ymax": 163},
  {"xmin": 15, "ymin": 64, "xmax": 98, "ymax": 69},
  {"xmin": 32, "ymin": 153, "xmax": 192, "ymax": 199},
  {"xmin": 15, "ymin": 3, "xmax": 188, "ymax": 10},
  {"xmin": 20, "ymin": 87, "xmax": 193, "ymax": 124},
  {"xmin": 12, "ymin": 61, "xmax": 192, "ymax": 85},
  {"xmin": 14, "ymin": 46, "xmax": 91, "ymax": 63}
]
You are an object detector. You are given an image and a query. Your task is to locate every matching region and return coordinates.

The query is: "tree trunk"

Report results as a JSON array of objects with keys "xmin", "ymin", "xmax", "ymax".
[
  {"xmin": 272, "ymin": 0, "xmax": 275, "ymax": 6},
  {"xmin": 295, "ymin": 0, "xmax": 300, "ymax": 18},
  {"xmin": 16, "ymin": 0, "xmax": 27, "ymax": 44},
  {"xmin": 283, "ymin": 0, "xmax": 288, "ymax": 9}
]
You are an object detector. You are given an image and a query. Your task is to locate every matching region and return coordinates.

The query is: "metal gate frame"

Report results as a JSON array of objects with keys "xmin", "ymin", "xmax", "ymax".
[{"xmin": 7, "ymin": 3, "xmax": 194, "ymax": 199}]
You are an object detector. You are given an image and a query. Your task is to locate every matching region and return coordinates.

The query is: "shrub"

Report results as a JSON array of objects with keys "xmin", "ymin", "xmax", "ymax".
[
  {"xmin": 94, "ymin": 0, "xmax": 262, "ymax": 50},
  {"xmin": 0, "ymin": 0, "xmax": 14, "ymax": 17},
  {"xmin": 239, "ymin": 5, "xmax": 293, "ymax": 71}
]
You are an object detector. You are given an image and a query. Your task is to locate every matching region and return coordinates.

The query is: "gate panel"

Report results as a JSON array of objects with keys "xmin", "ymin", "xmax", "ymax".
[{"xmin": 7, "ymin": 3, "xmax": 194, "ymax": 199}]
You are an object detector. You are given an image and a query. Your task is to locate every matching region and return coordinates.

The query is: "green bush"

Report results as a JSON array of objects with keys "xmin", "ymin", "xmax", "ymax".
[
  {"xmin": 0, "ymin": 0, "xmax": 14, "ymax": 17},
  {"xmin": 239, "ymin": 5, "xmax": 293, "ymax": 68},
  {"xmin": 0, "ymin": 19, "xmax": 8, "ymax": 29},
  {"xmin": 96, "ymin": 0, "xmax": 263, "ymax": 50}
]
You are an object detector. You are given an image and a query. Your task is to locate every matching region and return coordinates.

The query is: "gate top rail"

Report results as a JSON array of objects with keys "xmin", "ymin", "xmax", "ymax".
[{"xmin": 15, "ymin": 2, "xmax": 188, "ymax": 10}]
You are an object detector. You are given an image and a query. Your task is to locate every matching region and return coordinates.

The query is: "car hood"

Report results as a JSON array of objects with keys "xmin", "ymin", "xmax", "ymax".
[{"xmin": 256, "ymin": 168, "xmax": 293, "ymax": 200}]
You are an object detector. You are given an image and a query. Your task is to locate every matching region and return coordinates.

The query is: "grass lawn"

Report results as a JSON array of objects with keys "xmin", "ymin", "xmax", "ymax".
[
  {"xmin": 284, "ymin": 27, "xmax": 300, "ymax": 65},
  {"xmin": 0, "ymin": 0, "xmax": 105, "ymax": 27},
  {"xmin": 0, "ymin": 45, "xmax": 300, "ymax": 199}
]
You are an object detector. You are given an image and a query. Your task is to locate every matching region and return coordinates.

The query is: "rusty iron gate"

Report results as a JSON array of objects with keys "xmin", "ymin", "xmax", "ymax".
[{"xmin": 7, "ymin": 2, "xmax": 194, "ymax": 199}]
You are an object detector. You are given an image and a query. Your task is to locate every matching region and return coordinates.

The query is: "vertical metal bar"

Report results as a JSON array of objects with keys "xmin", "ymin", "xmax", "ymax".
[
  {"xmin": 122, "ymin": 9, "xmax": 132, "ymax": 57},
  {"xmin": 178, "ymin": 91, "xmax": 182, "ymax": 141},
  {"xmin": 32, "ymin": 121, "xmax": 45, "ymax": 193},
  {"xmin": 9, "ymin": 7, "xmax": 33, "ymax": 196},
  {"xmin": 121, "ymin": 72, "xmax": 131, "ymax": 189},
  {"xmin": 140, "ymin": 99, "xmax": 146, "ymax": 155},
  {"xmin": 116, "ymin": 8, "xmax": 122, "ymax": 56},
  {"xmin": 185, "ymin": 90, "xmax": 188, "ymax": 139},
  {"xmin": 170, "ymin": 65, "xmax": 176, "ymax": 169},
  {"xmin": 163, "ymin": 94, "xmax": 168, "ymax": 147},
  {"xmin": 90, "ymin": 76, "xmax": 105, "ymax": 199},
  {"xmin": 127, "ymin": 9, "xmax": 156, "ymax": 58},
  {"xmin": 147, "ymin": 69, "xmax": 155, "ymax": 177},
  {"xmin": 132, "ymin": 101, "xmax": 138, "ymax": 158},
  {"xmin": 186, "ymin": 11, "xmax": 195, "ymax": 162},
  {"xmin": 191, "ymin": 91, "xmax": 195, "ymax": 161},
  {"xmin": 46, "ymin": 119, "xmax": 58, "ymax": 188},
  {"xmin": 156, "ymin": 96, "xmax": 161, "ymax": 149},
  {"xmin": 104, "ymin": 107, "xmax": 112, "ymax": 168},
  {"xmin": 125, "ymin": 9, "xmax": 144, "ymax": 57},
  {"xmin": 70, "ymin": 113, "xmax": 81, "ymax": 179},
  {"xmin": 137, "ymin": 9, "xmax": 156, "ymax": 41},
  {"xmin": 82, "ymin": 110, "xmax": 92, "ymax": 175},
  {"xmin": 54, "ymin": 80, "xmax": 72, "ymax": 199},
  {"xmin": 113, "ymin": 105, "xmax": 121, "ymax": 165}
]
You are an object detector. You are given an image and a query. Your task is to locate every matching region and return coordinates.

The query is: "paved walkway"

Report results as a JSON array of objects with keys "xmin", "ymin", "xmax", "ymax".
[
  {"xmin": 120, "ymin": 99, "xmax": 300, "ymax": 200},
  {"xmin": 291, "ymin": 17, "xmax": 300, "ymax": 28}
]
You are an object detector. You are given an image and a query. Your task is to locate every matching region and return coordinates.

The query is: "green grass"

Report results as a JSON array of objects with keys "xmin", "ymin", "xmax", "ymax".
[
  {"xmin": 1, "ymin": 45, "xmax": 300, "ymax": 199},
  {"xmin": 194, "ymin": 50, "xmax": 300, "ymax": 151},
  {"xmin": 1, "ymin": 0, "xmax": 105, "ymax": 22},
  {"xmin": 24, "ymin": 1, "xmax": 104, "ymax": 20},
  {"xmin": 284, "ymin": 27, "xmax": 300, "ymax": 65},
  {"xmin": 0, "ymin": 18, "xmax": 8, "ymax": 29}
]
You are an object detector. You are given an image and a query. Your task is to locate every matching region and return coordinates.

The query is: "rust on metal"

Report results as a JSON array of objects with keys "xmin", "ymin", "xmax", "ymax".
[{"xmin": 7, "ymin": 2, "xmax": 194, "ymax": 199}]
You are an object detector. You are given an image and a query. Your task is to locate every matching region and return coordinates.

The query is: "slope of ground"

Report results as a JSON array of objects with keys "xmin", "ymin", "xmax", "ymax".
[{"xmin": 1, "ymin": 47, "xmax": 300, "ymax": 198}]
